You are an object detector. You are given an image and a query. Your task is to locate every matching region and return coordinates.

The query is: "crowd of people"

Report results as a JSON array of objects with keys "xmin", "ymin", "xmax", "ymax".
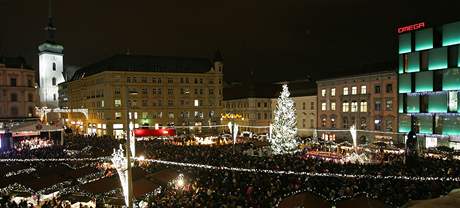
[
  {"xmin": 137, "ymin": 140, "xmax": 460, "ymax": 207},
  {"xmin": 1, "ymin": 134, "xmax": 460, "ymax": 207}
]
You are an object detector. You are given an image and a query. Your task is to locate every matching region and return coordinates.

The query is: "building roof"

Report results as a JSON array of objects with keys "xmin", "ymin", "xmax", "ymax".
[
  {"xmin": 0, "ymin": 56, "xmax": 33, "ymax": 70},
  {"xmin": 71, "ymin": 54, "xmax": 213, "ymax": 81}
]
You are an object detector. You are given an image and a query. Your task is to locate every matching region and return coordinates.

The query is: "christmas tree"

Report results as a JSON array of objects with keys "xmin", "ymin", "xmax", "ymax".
[{"xmin": 269, "ymin": 84, "xmax": 298, "ymax": 154}]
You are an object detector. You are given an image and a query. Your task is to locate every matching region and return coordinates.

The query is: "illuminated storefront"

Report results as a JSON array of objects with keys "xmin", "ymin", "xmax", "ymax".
[{"xmin": 398, "ymin": 20, "xmax": 460, "ymax": 148}]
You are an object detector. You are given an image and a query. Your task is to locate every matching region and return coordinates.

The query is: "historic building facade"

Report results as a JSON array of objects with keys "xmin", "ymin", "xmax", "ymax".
[
  {"xmin": 59, "ymin": 53, "xmax": 224, "ymax": 138},
  {"xmin": 0, "ymin": 57, "xmax": 38, "ymax": 122},
  {"xmin": 316, "ymin": 71, "xmax": 398, "ymax": 143}
]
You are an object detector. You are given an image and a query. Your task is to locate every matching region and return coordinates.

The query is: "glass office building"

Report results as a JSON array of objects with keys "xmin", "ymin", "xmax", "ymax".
[{"xmin": 398, "ymin": 21, "xmax": 460, "ymax": 149}]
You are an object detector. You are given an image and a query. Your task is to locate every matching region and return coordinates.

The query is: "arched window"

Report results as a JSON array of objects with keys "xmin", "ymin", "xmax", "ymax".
[
  {"xmin": 11, "ymin": 106, "xmax": 18, "ymax": 116},
  {"xmin": 52, "ymin": 77, "xmax": 56, "ymax": 86},
  {"xmin": 52, "ymin": 63, "xmax": 56, "ymax": 71}
]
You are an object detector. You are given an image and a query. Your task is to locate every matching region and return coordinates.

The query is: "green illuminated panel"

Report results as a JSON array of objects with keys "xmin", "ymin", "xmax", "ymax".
[
  {"xmin": 399, "ymin": 33, "xmax": 412, "ymax": 54},
  {"xmin": 443, "ymin": 68, "xmax": 460, "ymax": 90},
  {"xmin": 442, "ymin": 21, "xmax": 460, "ymax": 47},
  {"xmin": 399, "ymin": 55, "xmax": 404, "ymax": 74},
  {"xmin": 407, "ymin": 52, "xmax": 420, "ymax": 72},
  {"xmin": 442, "ymin": 116, "xmax": 460, "ymax": 136},
  {"xmin": 415, "ymin": 28, "xmax": 433, "ymax": 51},
  {"xmin": 407, "ymin": 95, "xmax": 420, "ymax": 113},
  {"xmin": 429, "ymin": 47, "xmax": 448, "ymax": 70},
  {"xmin": 417, "ymin": 115, "xmax": 433, "ymax": 134},
  {"xmin": 428, "ymin": 93, "xmax": 447, "ymax": 113},
  {"xmin": 399, "ymin": 74, "xmax": 412, "ymax": 93},
  {"xmin": 415, "ymin": 71, "xmax": 433, "ymax": 92},
  {"xmin": 399, "ymin": 94, "xmax": 404, "ymax": 113},
  {"xmin": 399, "ymin": 114, "xmax": 411, "ymax": 133}
]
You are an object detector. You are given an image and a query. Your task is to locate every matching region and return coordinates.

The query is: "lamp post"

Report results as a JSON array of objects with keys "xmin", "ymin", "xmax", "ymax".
[{"xmin": 124, "ymin": 87, "xmax": 138, "ymax": 208}]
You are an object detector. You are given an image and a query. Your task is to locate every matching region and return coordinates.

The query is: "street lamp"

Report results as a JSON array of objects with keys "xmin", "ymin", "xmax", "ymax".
[{"xmin": 124, "ymin": 88, "xmax": 138, "ymax": 208}]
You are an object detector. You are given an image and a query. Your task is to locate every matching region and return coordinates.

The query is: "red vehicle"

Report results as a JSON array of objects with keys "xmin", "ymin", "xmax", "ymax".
[{"xmin": 133, "ymin": 127, "xmax": 176, "ymax": 137}]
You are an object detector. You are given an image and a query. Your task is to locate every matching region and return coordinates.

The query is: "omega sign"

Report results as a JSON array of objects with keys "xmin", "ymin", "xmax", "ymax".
[{"xmin": 397, "ymin": 22, "xmax": 426, "ymax": 34}]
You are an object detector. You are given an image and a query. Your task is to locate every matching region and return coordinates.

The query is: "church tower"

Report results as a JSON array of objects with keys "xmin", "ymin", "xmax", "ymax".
[{"xmin": 38, "ymin": 0, "xmax": 64, "ymax": 108}]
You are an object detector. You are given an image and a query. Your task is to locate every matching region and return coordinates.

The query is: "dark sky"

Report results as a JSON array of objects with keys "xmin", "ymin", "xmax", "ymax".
[{"xmin": 1, "ymin": 0, "xmax": 460, "ymax": 82}]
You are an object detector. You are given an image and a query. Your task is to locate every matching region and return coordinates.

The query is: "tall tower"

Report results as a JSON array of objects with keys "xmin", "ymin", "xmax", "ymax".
[{"xmin": 38, "ymin": 0, "xmax": 64, "ymax": 108}]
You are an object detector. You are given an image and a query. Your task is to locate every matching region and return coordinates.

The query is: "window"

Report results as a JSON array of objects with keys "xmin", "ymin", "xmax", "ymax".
[
  {"xmin": 115, "ymin": 112, "xmax": 122, "ymax": 119},
  {"xmin": 11, "ymin": 93, "xmax": 18, "ymax": 102},
  {"xmin": 264, "ymin": 113, "xmax": 268, "ymax": 119},
  {"xmin": 264, "ymin": 102, "xmax": 268, "ymax": 107},
  {"xmin": 321, "ymin": 89, "xmax": 326, "ymax": 97},
  {"xmin": 331, "ymin": 88, "xmax": 336, "ymax": 96},
  {"xmin": 302, "ymin": 119, "xmax": 306, "ymax": 128},
  {"xmin": 115, "ymin": 99, "xmax": 121, "ymax": 107},
  {"xmin": 360, "ymin": 86, "xmax": 367, "ymax": 94},
  {"xmin": 10, "ymin": 78, "xmax": 17, "ymax": 87},
  {"xmin": 321, "ymin": 102, "xmax": 327, "ymax": 111},
  {"xmin": 319, "ymin": 117, "xmax": 326, "ymax": 127},
  {"xmin": 351, "ymin": 101, "xmax": 358, "ymax": 112},
  {"xmin": 331, "ymin": 117, "xmax": 336, "ymax": 128},
  {"xmin": 342, "ymin": 102, "xmax": 349, "ymax": 112},
  {"xmin": 142, "ymin": 100, "xmax": 148, "ymax": 107},
  {"xmin": 331, "ymin": 102, "xmax": 336, "ymax": 111},
  {"xmin": 360, "ymin": 117, "xmax": 367, "ymax": 129},
  {"xmin": 374, "ymin": 85, "xmax": 381, "ymax": 93},
  {"xmin": 386, "ymin": 84, "xmax": 393, "ymax": 93},
  {"xmin": 52, "ymin": 63, "xmax": 56, "ymax": 71},
  {"xmin": 168, "ymin": 78, "xmax": 173, "ymax": 84},
  {"xmin": 310, "ymin": 102, "xmax": 314, "ymax": 110},
  {"xmin": 28, "ymin": 94, "xmax": 33, "ymax": 102},
  {"xmin": 258, "ymin": 102, "xmax": 261, "ymax": 107},
  {"xmin": 360, "ymin": 101, "xmax": 368, "ymax": 112},
  {"xmin": 27, "ymin": 79, "xmax": 33, "ymax": 87},
  {"xmin": 115, "ymin": 88, "xmax": 121, "ymax": 95},
  {"xmin": 194, "ymin": 99, "xmax": 199, "ymax": 107},
  {"xmin": 374, "ymin": 118, "xmax": 382, "ymax": 130},
  {"xmin": 310, "ymin": 119, "xmax": 314, "ymax": 128},
  {"xmin": 386, "ymin": 100, "xmax": 393, "ymax": 111},
  {"xmin": 302, "ymin": 102, "xmax": 306, "ymax": 110},
  {"xmin": 52, "ymin": 77, "xmax": 56, "ymax": 86},
  {"xmin": 209, "ymin": 89, "xmax": 214, "ymax": 95},
  {"xmin": 199, "ymin": 89, "xmax": 203, "ymax": 95},
  {"xmin": 343, "ymin": 87, "xmax": 349, "ymax": 95},
  {"xmin": 194, "ymin": 78, "xmax": 198, "ymax": 84},
  {"xmin": 199, "ymin": 78, "xmax": 203, "ymax": 84},
  {"xmin": 168, "ymin": 100, "xmax": 173, "ymax": 106},
  {"xmin": 343, "ymin": 117, "xmax": 349, "ymax": 128},
  {"xmin": 385, "ymin": 119, "xmax": 393, "ymax": 132},
  {"xmin": 168, "ymin": 88, "xmax": 174, "ymax": 95},
  {"xmin": 127, "ymin": 77, "xmax": 131, "ymax": 83},
  {"xmin": 351, "ymin": 86, "xmax": 357, "ymax": 95},
  {"xmin": 375, "ymin": 100, "xmax": 381, "ymax": 111},
  {"xmin": 53, "ymin": 94, "xmax": 56, "ymax": 101},
  {"xmin": 11, "ymin": 107, "xmax": 18, "ymax": 116}
]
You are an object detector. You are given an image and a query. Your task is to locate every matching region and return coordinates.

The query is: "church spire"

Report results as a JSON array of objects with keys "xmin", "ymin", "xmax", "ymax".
[{"xmin": 44, "ymin": 0, "xmax": 56, "ymax": 41}]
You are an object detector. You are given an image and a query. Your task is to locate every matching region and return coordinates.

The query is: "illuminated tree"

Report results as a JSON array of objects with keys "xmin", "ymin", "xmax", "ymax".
[{"xmin": 269, "ymin": 84, "xmax": 298, "ymax": 154}]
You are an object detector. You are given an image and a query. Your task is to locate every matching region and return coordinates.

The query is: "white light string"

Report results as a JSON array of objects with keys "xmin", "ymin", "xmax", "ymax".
[
  {"xmin": 138, "ymin": 157, "xmax": 460, "ymax": 182},
  {"xmin": 0, "ymin": 157, "xmax": 109, "ymax": 162},
  {"xmin": 2, "ymin": 156, "xmax": 460, "ymax": 182}
]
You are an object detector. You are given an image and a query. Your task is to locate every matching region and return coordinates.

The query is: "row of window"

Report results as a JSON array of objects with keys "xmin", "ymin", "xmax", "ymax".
[
  {"xmin": 114, "ymin": 111, "xmax": 217, "ymax": 120},
  {"xmin": 399, "ymin": 45, "xmax": 459, "ymax": 73},
  {"xmin": 321, "ymin": 84, "xmax": 393, "ymax": 97},
  {"xmin": 321, "ymin": 100, "xmax": 393, "ymax": 112},
  {"xmin": 113, "ymin": 99, "xmax": 212, "ymax": 108},
  {"xmin": 320, "ymin": 116, "xmax": 393, "ymax": 131},
  {"xmin": 0, "ymin": 93, "xmax": 34, "ymax": 102},
  {"xmin": 126, "ymin": 76, "xmax": 222, "ymax": 85},
  {"xmin": 114, "ymin": 88, "xmax": 221, "ymax": 96},
  {"xmin": 6, "ymin": 77, "xmax": 34, "ymax": 87},
  {"xmin": 0, "ymin": 106, "xmax": 35, "ymax": 117}
]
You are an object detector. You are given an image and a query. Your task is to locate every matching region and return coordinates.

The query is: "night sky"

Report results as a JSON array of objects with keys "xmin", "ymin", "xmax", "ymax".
[{"xmin": 1, "ymin": 0, "xmax": 460, "ymax": 82}]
